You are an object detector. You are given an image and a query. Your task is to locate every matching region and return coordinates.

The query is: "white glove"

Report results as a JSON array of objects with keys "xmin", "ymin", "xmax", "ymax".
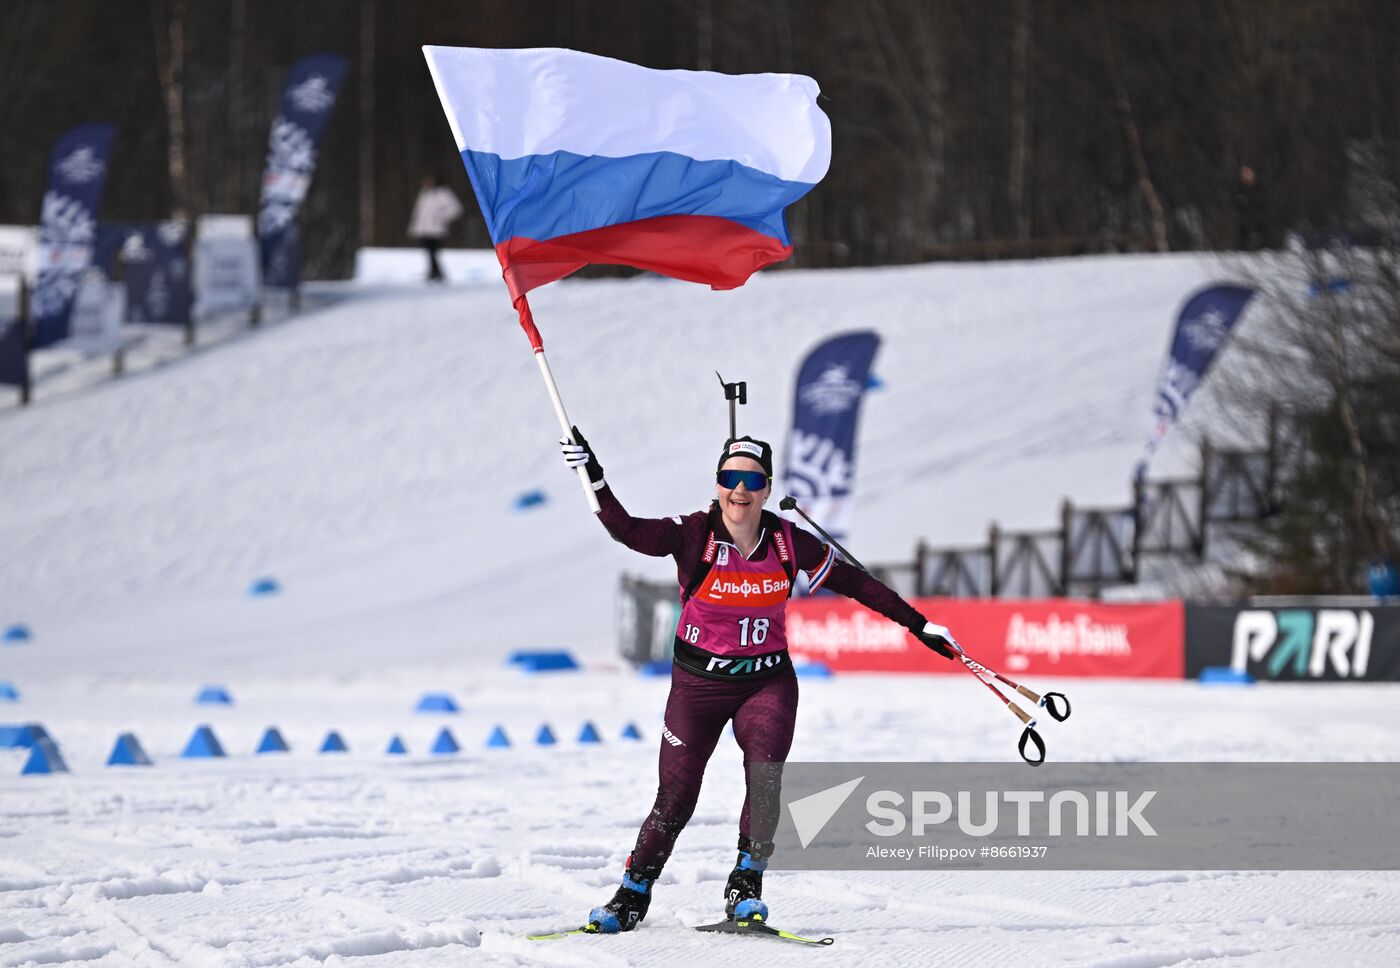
[
  {"xmin": 560, "ymin": 438, "xmax": 590, "ymax": 470},
  {"xmin": 559, "ymin": 426, "xmax": 605, "ymax": 490},
  {"xmin": 918, "ymin": 621, "xmax": 962, "ymax": 659}
]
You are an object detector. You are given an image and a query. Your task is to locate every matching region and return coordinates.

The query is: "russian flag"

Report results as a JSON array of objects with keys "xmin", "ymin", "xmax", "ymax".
[{"xmin": 423, "ymin": 47, "xmax": 831, "ymax": 334}]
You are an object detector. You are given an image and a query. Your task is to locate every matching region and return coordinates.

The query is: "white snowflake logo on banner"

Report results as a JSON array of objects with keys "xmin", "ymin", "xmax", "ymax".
[
  {"xmin": 32, "ymin": 267, "xmax": 82, "ymax": 317},
  {"xmin": 120, "ymin": 232, "xmax": 153, "ymax": 263},
  {"xmin": 1153, "ymin": 360, "xmax": 1199, "ymax": 422},
  {"xmin": 782, "ymin": 430, "xmax": 856, "ymax": 541},
  {"xmin": 157, "ymin": 221, "xmax": 187, "ymax": 247},
  {"xmin": 259, "ymin": 118, "xmax": 318, "ymax": 234},
  {"xmin": 799, "ymin": 364, "xmax": 864, "ymax": 415},
  {"xmin": 265, "ymin": 117, "xmax": 317, "ymax": 177},
  {"xmin": 1182, "ymin": 307, "xmax": 1229, "ymax": 352},
  {"xmin": 288, "ymin": 74, "xmax": 336, "ymax": 113},
  {"xmin": 39, "ymin": 192, "xmax": 95, "ymax": 245},
  {"xmin": 785, "ymin": 429, "xmax": 852, "ymax": 499},
  {"xmin": 55, "ymin": 146, "xmax": 106, "ymax": 184},
  {"xmin": 259, "ymin": 198, "xmax": 301, "ymax": 236}
]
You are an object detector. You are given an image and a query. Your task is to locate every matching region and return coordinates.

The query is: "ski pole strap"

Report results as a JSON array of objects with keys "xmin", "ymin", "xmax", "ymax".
[
  {"xmin": 1040, "ymin": 691, "xmax": 1072, "ymax": 722},
  {"xmin": 1018, "ymin": 725, "xmax": 1047, "ymax": 767}
]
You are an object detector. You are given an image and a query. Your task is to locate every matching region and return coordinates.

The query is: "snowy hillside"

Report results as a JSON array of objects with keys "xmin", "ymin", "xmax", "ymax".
[
  {"xmin": 5, "ymin": 254, "xmax": 1399, "ymax": 968},
  {"xmin": 1, "ymin": 254, "xmax": 1245, "ymax": 680}
]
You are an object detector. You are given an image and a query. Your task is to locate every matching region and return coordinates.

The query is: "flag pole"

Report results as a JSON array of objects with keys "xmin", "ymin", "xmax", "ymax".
[{"xmin": 517, "ymin": 294, "xmax": 601, "ymax": 514}]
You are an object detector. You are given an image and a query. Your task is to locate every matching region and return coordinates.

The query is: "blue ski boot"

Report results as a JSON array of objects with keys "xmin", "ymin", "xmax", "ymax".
[
  {"xmin": 588, "ymin": 858, "xmax": 654, "ymax": 933},
  {"xmin": 723, "ymin": 837, "xmax": 772, "ymax": 921}
]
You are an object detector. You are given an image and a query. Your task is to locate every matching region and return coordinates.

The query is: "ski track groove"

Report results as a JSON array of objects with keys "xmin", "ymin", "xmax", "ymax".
[{"xmin": 18, "ymin": 696, "xmax": 1396, "ymax": 968}]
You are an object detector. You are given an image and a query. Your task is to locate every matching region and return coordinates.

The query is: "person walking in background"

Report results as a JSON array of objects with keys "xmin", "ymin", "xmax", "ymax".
[{"xmin": 407, "ymin": 174, "xmax": 463, "ymax": 282}]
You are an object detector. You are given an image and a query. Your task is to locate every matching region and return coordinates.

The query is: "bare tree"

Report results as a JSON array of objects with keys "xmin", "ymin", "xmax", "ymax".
[
  {"xmin": 3, "ymin": 0, "xmax": 1397, "ymax": 277},
  {"xmin": 0, "ymin": 2, "xmax": 48, "ymax": 213},
  {"xmin": 359, "ymin": 0, "xmax": 376, "ymax": 247},
  {"xmin": 0, "ymin": 3, "xmax": 46, "ymax": 131},
  {"xmin": 1097, "ymin": 2, "xmax": 1168, "ymax": 252},
  {"xmin": 1008, "ymin": 0, "xmax": 1032, "ymax": 242},
  {"xmin": 1227, "ymin": 240, "xmax": 1400, "ymax": 593},
  {"xmin": 228, "ymin": 0, "xmax": 248, "ymax": 212},
  {"xmin": 151, "ymin": 0, "xmax": 190, "ymax": 219},
  {"xmin": 695, "ymin": 0, "xmax": 714, "ymax": 71},
  {"xmin": 1306, "ymin": 249, "xmax": 1396, "ymax": 561},
  {"xmin": 849, "ymin": 0, "xmax": 947, "ymax": 259}
]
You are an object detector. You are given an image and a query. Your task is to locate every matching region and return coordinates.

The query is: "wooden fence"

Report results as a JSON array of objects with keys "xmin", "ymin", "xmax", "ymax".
[{"xmin": 892, "ymin": 409, "xmax": 1286, "ymax": 599}]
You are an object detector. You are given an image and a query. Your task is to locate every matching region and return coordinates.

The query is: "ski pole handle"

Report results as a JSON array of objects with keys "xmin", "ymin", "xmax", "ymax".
[
  {"xmin": 965, "ymin": 654, "xmax": 1072, "ymax": 723},
  {"xmin": 1040, "ymin": 691, "xmax": 1072, "ymax": 722},
  {"xmin": 1018, "ymin": 726, "xmax": 1047, "ymax": 766}
]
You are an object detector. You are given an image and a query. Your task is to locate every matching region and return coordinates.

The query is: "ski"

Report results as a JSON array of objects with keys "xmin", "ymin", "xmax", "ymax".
[
  {"xmin": 694, "ymin": 917, "xmax": 835, "ymax": 946},
  {"xmin": 529, "ymin": 918, "xmax": 835, "ymax": 945},
  {"xmin": 527, "ymin": 924, "xmax": 600, "ymax": 940}
]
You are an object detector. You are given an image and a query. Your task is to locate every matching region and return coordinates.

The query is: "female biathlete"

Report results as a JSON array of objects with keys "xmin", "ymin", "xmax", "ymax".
[{"xmin": 560, "ymin": 430, "xmax": 959, "ymax": 932}]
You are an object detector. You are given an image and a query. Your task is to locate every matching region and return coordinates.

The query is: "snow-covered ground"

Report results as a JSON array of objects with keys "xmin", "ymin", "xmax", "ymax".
[
  {"xmin": 3, "ymin": 255, "xmax": 1397, "ymax": 966},
  {"xmin": 1, "ymin": 254, "xmax": 1249, "ymax": 674},
  {"xmin": 351, "ymin": 247, "xmax": 501, "ymax": 287},
  {"xmin": 3, "ymin": 673, "xmax": 1399, "ymax": 967}
]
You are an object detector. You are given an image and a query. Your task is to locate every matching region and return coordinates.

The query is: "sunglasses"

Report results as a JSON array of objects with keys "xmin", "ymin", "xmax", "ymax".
[{"xmin": 717, "ymin": 469, "xmax": 769, "ymax": 491}]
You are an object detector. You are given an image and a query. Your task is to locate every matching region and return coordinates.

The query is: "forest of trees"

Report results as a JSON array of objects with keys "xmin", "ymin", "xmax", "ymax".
[
  {"xmin": 2, "ymin": 1, "xmax": 1397, "ymax": 591},
  {"xmin": 3, "ymin": 0, "xmax": 1400, "ymax": 279}
]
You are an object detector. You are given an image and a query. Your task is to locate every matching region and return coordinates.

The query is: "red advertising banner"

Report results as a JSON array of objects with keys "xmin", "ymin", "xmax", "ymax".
[{"xmin": 787, "ymin": 597, "xmax": 1184, "ymax": 678}]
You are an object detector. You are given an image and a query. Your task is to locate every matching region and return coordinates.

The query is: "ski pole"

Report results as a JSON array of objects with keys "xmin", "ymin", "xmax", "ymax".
[
  {"xmin": 958, "ymin": 652, "xmax": 1047, "ymax": 764},
  {"xmin": 779, "ymin": 495, "xmax": 1071, "ymax": 766},
  {"xmin": 951, "ymin": 646, "xmax": 1070, "ymax": 766},
  {"xmin": 778, "ymin": 496, "xmax": 872, "ymax": 574},
  {"xmin": 959, "ymin": 650, "xmax": 1072, "ymax": 725}
]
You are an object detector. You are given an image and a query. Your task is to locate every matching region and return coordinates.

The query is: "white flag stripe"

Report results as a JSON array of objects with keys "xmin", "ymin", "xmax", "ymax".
[{"xmin": 423, "ymin": 46, "xmax": 831, "ymax": 185}]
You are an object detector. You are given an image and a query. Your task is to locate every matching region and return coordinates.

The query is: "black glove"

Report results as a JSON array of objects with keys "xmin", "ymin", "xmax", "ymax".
[
  {"xmin": 560, "ymin": 425, "xmax": 604, "ymax": 486},
  {"xmin": 915, "ymin": 620, "xmax": 959, "ymax": 660}
]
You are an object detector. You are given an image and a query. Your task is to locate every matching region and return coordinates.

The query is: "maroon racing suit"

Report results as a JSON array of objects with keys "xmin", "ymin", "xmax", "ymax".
[{"xmin": 596, "ymin": 483, "xmax": 927, "ymax": 876}]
